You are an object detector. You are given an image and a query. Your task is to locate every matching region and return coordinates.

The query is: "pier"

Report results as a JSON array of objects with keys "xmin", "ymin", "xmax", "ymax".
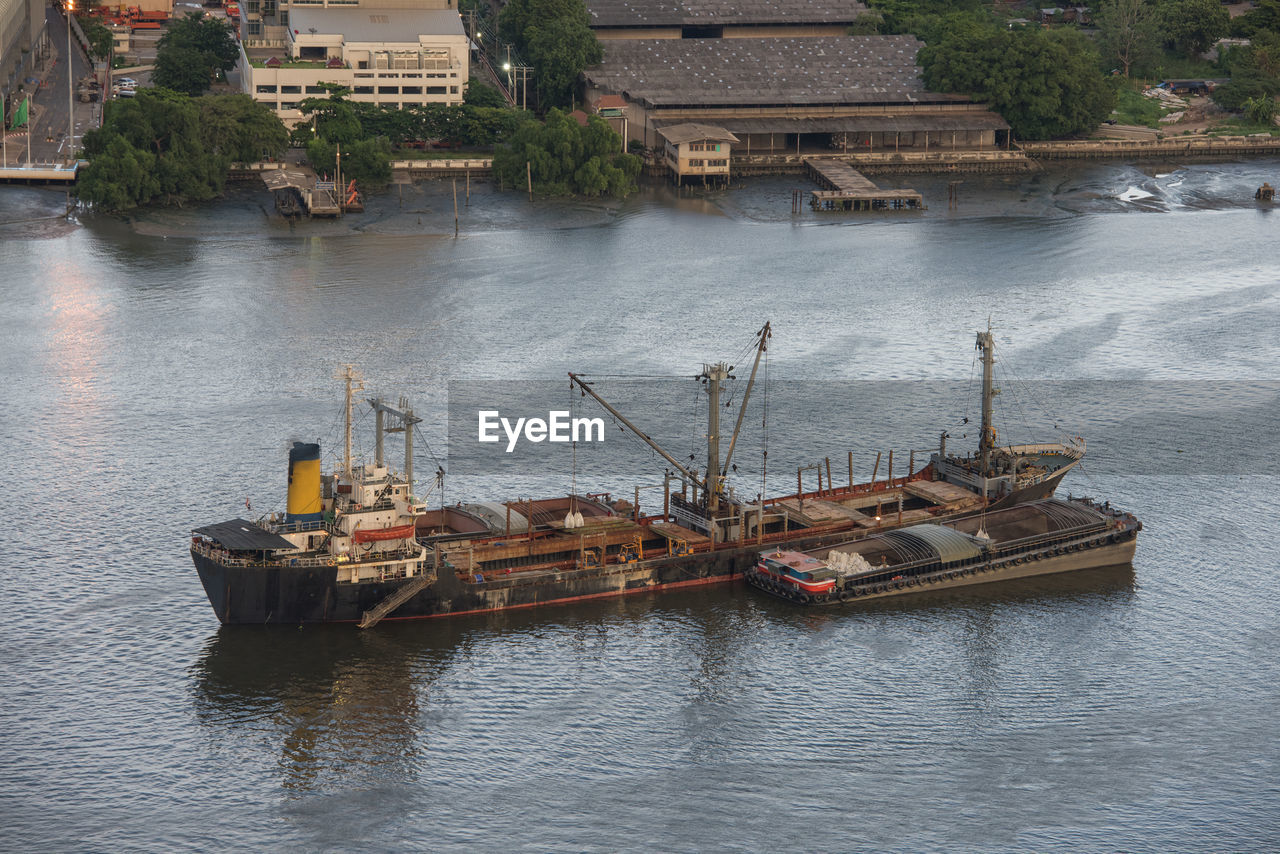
[
  {"xmin": 805, "ymin": 158, "xmax": 925, "ymax": 211},
  {"xmin": 260, "ymin": 166, "xmax": 342, "ymax": 217}
]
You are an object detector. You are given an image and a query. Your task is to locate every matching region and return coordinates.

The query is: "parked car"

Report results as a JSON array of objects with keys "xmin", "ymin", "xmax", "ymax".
[{"xmin": 116, "ymin": 77, "xmax": 137, "ymax": 88}]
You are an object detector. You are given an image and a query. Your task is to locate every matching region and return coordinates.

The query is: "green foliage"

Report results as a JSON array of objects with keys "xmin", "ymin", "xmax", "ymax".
[
  {"xmin": 153, "ymin": 13, "xmax": 238, "ymax": 95},
  {"xmin": 1244, "ymin": 94, "xmax": 1278, "ymax": 125},
  {"xmin": 1230, "ymin": 0, "xmax": 1280, "ymax": 38},
  {"xmin": 525, "ymin": 15, "xmax": 603, "ymax": 107},
  {"xmin": 493, "ymin": 108, "xmax": 640, "ymax": 196},
  {"xmin": 921, "ymin": 25, "xmax": 1116, "ymax": 139},
  {"xmin": 298, "ymin": 89, "xmax": 363, "ymax": 144},
  {"xmin": 77, "ymin": 88, "xmax": 287, "ymax": 210},
  {"xmin": 1109, "ymin": 84, "xmax": 1170, "ymax": 127},
  {"xmin": 305, "ymin": 137, "xmax": 393, "ymax": 188},
  {"xmin": 464, "ymin": 78, "xmax": 508, "ymax": 108},
  {"xmin": 862, "ymin": 0, "xmax": 988, "ymax": 41},
  {"xmin": 498, "ymin": 0, "xmax": 601, "ymax": 108},
  {"xmin": 77, "ymin": 135, "xmax": 160, "ymax": 210},
  {"xmin": 349, "ymin": 101, "xmax": 525, "ymax": 147},
  {"xmin": 77, "ymin": 16, "xmax": 114, "ymax": 61},
  {"xmin": 153, "ymin": 46, "xmax": 216, "ymax": 96},
  {"xmin": 846, "ymin": 10, "xmax": 885, "ymax": 35},
  {"xmin": 1157, "ymin": 0, "xmax": 1230, "ymax": 58},
  {"xmin": 1213, "ymin": 33, "xmax": 1280, "ymax": 110},
  {"xmin": 1094, "ymin": 0, "xmax": 1158, "ymax": 77},
  {"xmin": 198, "ymin": 94, "xmax": 289, "ymax": 161}
]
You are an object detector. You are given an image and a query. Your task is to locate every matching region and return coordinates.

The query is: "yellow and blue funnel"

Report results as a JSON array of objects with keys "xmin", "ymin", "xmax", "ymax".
[{"xmin": 287, "ymin": 442, "xmax": 323, "ymax": 523}]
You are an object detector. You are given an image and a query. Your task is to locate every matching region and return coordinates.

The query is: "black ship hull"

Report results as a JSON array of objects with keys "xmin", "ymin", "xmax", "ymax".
[{"xmin": 193, "ymin": 523, "xmax": 914, "ymax": 625}]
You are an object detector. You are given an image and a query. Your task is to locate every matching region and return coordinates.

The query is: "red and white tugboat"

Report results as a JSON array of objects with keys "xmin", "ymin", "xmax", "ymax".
[{"xmin": 753, "ymin": 550, "xmax": 838, "ymax": 603}]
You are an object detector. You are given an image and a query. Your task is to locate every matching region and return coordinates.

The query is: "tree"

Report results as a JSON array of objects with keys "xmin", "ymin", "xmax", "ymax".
[
  {"xmin": 921, "ymin": 26, "xmax": 1115, "ymax": 139},
  {"xmin": 298, "ymin": 88, "xmax": 363, "ymax": 144},
  {"xmin": 1095, "ymin": 0, "xmax": 1158, "ymax": 78},
  {"xmin": 1244, "ymin": 94, "xmax": 1278, "ymax": 125},
  {"xmin": 79, "ymin": 88, "xmax": 223, "ymax": 208},
  {"xmin": 497, "ymin": 0, "xmax": 601, "ymax": 108},
  {"xmin": 197, "ymin": 94, "xmax": 289, "ymax": 162},
  {"xmin": 153, "ymin": 12, "xmax": 239, "ymax": 95},
  {"xmin": 1158, "ymin": 0, "xmax": 1229, "ymax": 59},
  {"xmin": 493, "ymin": 109, "xmax": 639, "ymax": 196},
  {"xmin": 1212, "ymin": 33, "xmax": 1280, "ymax": 110},
  {"xmin": 77, "ymin": 16, "xmax": 114, "ymax": 62},
  {"xmin": 524, "ymin": 15, "xmax": 602, "ymax": 107},
  {"xmin": 153, "ymin": 46, "xmax": 217, "ymax": 97},
  {"xmin": 306, "ymin": 137, "xmax": 392, "ymax": 187},
  {"xmin": 464, "ymin": 78, "xmax": 508, "ymax": 108},
  {"xmin": 1231, "ymin": 0, "xmax": 1280, "ymax": 38},
  {"xmin": 77, "ymin": 135, "xmax": 160, "ymax": 209}
]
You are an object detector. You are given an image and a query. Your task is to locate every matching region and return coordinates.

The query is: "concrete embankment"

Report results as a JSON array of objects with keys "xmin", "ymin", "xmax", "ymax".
[{"xmin": 1021, "ymin": 135, "xmax": 1280, "ymax": 160}]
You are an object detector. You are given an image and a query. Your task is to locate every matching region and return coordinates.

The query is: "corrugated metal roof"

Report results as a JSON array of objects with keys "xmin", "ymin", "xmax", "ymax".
[
  {"xmin": 676, "ymin": 113, "xmax": 1010, "ymax": 135},
  {"xmin": 586, "ymin": 36, "xmax": 955, "ymax": 108},
  {"xmin": 657, "ymin": 122, "xmax": 739, "ymax": 144},
  {"xmin": 882, "ymin": 525, "xmax": 984, "ymax": 564},
  {"xmin": 588, "ymin": 0, "xmax": 867, "ymax": 28}
]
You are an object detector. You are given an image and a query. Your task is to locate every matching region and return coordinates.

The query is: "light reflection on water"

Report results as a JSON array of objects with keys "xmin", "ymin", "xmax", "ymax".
[{"xmin": 2, "ymin": 161, "xmax": 1279, "ymax": 850}]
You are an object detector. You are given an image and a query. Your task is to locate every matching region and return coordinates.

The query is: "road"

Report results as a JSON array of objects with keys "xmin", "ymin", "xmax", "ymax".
[{"xmin": 2, "ymin": 5, "xmax": 95, "ymax": 166}]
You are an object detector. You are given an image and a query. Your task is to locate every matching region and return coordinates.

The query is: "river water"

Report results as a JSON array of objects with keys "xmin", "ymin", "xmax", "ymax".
[{"xmin": 2, "ymin": 161, "xmax": 1279, "ymax": 851}]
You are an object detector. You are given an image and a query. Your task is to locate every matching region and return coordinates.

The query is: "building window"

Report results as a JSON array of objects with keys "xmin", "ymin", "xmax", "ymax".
[
  {"xmin": 281, "ymin": 85, "xmax": 301, "ymax": 94},
  {"xmin": 427, "ymin": 86, "xmax": 446, "ymax": 94},
  {"xmin": 281, "ymin": 102, "xmax": 297, "ymax": 110},
  {"xmin": 280, "ymin": 11, "xmax": 288, "ymax": 26},
  {"xmin": 245, "ymin": 0, "xmax": 259, "ymax": 11},
  {"xmin": 449, "ymin": 86, "xmax": 458, "ymax": 94},
  {"xmin": 354, "ymin": 86, "xmax": 374, "ymax": 94},
  {"xmin": 305, "ymin": 85, "xmax": 329, "ymax": 94},
  {"xmin": 688, "ymin": 159, "xmax": 704, "ymax": 167},
  {"xmin": 378, "ymin": 86, "xmax": 398, "ymax": 94},
  {"xmin": 401, "ymin": 86, "xmax": 421, "ymax": 94},
  {"xmin": 255, "ymin": 84, "xmax": 276, "ymax": 94},
  {"xmin": 708, "ymin": 159, "xmax": 727, "ymax": 167},
  {"xmin": 247, "ymin": 20, "xmax": 262, "ymax": 35}
]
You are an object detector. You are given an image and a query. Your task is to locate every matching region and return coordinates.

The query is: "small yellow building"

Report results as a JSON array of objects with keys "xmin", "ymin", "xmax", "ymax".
[{"xmin": 659, "ymin": 123, "xmax": 737, "ymax": 186}]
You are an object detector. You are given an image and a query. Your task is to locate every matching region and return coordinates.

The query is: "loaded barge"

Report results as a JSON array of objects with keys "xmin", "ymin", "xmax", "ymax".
[
  {"xmin": 190, "ymin": 326, "xmax": 1118, "ymax": 626},
  {"xmin": 745, "ymin": 497, "xmax": 1140, "ymax": 605}
]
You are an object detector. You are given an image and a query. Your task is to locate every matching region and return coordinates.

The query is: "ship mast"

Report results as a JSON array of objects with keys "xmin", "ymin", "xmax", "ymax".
[
  {"xmin": 700, "ymin": 362, "xmax": 729, "ymax": 516},
  {"xmin": 976, "ymin": 327, "xmax": 998, "ymax": 474},
  {"xmin": 339, "ymin": 364, "xmax": 364, "ymax": 480}
]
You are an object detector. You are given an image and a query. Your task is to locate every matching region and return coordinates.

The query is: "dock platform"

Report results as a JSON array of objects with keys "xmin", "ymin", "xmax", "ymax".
[
  {"xmin": 260, "ymin": 167, "xmax": 342, "ymax": 217},
  {"xmin": 805, "ymin": 158, "xmax": 925, "ymax": 211}
]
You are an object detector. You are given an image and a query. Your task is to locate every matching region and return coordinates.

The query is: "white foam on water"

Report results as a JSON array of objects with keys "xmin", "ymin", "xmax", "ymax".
[{"xmin": 1118, "ymin": 186, "xmax": 1156, "ymax": 201}]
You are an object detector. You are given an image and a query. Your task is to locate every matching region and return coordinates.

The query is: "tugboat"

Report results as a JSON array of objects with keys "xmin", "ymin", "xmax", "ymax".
[
  {"xmin": 931, "ymin": 326, "xmax": 1084, "ymax": 508},
  {"xmin": 754, "ymin": 550, "xmax": 838, "ymax": 599},
  {"xmin": 188, "ymin": 327, "xmax": 1115, "ymax": 627}
]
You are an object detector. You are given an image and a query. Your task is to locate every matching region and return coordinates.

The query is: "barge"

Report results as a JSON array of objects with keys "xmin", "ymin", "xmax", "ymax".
[
  {"xmin": 744, "ymin": 497, "xmax": 1141, "ymax": 605},
  {"xmin": 189, "ymin": 326, "xmax": 1121, "ymax": 626}
]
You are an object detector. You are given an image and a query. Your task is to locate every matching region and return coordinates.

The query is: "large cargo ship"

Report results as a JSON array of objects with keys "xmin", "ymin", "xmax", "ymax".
[{"xmin": 190, "ymin": 326, "xmax": 1116, "ymax": 626}]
